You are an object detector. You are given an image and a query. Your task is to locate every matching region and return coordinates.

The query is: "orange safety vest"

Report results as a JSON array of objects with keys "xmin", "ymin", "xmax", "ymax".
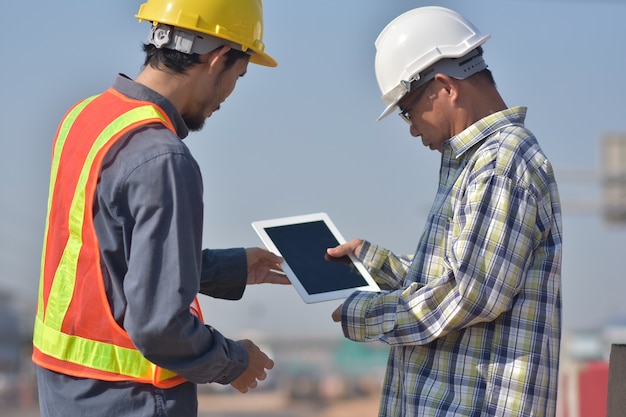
[{"xmin": 33, "ymin": 88, "xmax": 204, "ymax": 388}]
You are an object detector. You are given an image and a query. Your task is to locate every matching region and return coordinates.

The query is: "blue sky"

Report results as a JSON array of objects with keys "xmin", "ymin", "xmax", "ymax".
[{"xmin": 1, "ymin": 0, "xmax": 625, "ymax": 338}]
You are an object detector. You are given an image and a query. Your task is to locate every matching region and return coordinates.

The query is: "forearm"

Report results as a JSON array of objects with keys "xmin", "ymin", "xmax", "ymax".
[
  {"xmin": 199, "ymin": 248, "xmax": 247, "ymax": 300},
  {"xmin": 341, "ymin": 283, "xmax": 430, "ymax": 344},
  {"xmin": 359, "ymin": 241, "xmax": 411, "ymax": 290},
  {"xmin": 129, "ymin": 320, "xmax": 248, "ymax": 384},
  {"xmin": 342, "ymin": 201, "xmax": 536, "ymax": 346},
  {"xmin": 124, "ymin": 271, "xmax": 249, "ymax": 384}
]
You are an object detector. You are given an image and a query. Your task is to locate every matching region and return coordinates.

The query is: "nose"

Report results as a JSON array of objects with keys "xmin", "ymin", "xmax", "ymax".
[{"xmin": 410, "ymin": 123, "xmax": 422, "ymax": 138}]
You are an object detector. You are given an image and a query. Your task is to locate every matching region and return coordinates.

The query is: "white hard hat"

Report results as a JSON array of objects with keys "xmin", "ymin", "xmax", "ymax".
[{"xmin": 375, "ymin": 6, "xmax": 491, "ymax": 121}]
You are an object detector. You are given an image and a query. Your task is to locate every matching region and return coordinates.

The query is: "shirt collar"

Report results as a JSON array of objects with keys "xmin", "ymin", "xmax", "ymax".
[
  {"xmin": 444, "ymin": 106, "xmax": 528, "ymax": 159},
  {"xmin": 112, "ymin": 74, "xmax": 190, "ymax": 139}
]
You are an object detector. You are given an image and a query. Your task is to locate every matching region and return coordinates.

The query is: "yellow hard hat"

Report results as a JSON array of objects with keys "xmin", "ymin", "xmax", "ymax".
[{"xmin": 136, "ymin": 0, "xmax": 277, "ymax": 67}]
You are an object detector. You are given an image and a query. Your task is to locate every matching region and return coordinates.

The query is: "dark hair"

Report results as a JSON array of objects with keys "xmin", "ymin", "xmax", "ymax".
[
  {"xmin": 142, "ymin": 43, "xmax": 249, "ymax": 74},
  {"xmin": 223, "ymin": 48, "xmax": 250, "ymax": 68},
  {"xmin": 467, "ymin": 68, "xmax": 497, "ymax": 88},
  {"xmin": 142, "ymin": 43, "xmax": 201, "ymax": 74}
]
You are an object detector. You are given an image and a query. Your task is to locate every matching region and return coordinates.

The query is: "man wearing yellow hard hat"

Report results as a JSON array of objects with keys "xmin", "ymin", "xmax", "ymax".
[{"xmin": 33, "ymin": 1, "xmax": 288, "ymax": 416}]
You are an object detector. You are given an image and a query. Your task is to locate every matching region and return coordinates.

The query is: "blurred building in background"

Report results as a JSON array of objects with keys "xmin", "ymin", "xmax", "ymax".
[
  {"xmin": 0, "ymin": 291, "xmax": 37, "ymax": 408},
  {"xmin": 558, "ymin": 322, "xmax": 626, "ymax": 417},
  {"xmin": 557, "ymin": 134, "xmax": 626, "ymax": 417}
]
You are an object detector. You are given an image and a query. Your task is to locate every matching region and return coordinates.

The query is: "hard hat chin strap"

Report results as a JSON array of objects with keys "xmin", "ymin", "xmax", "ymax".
[{"xmin": 149, "ymin": 24, "xmax": 253, "ymax": 57}]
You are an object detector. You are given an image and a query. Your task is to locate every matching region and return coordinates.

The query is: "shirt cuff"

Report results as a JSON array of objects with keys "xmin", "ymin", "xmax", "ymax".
[
  {"xmin": 214, "ymin": 338, "xmax": 249, "ymax": 385},
  {"xmin": 199, "ymin": 248, "xmax": 247, "ymax": 300},
  {"xmin": 340, "ymin": 290, "xmax": 394, "ymax": 342}
]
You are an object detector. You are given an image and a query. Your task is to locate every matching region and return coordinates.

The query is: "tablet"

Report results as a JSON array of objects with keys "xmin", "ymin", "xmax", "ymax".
[{"xmin": 252, "ymin": 212, "xmax": 380, "ymax": 303}]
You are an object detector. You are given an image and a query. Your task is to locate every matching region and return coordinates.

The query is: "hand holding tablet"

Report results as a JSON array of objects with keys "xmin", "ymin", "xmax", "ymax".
[{"xmin": 252, "ymin": 213, "xmax": 380, "ymax": 303}]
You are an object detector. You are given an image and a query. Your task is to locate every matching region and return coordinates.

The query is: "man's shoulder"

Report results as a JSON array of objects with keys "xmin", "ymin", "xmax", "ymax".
[{"xmin": 100, "ymin": 125, "xmax": 197, "ymax": 185}]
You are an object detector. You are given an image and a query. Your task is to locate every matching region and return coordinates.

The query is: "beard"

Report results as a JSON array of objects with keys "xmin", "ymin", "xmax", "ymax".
[
  {"xmin": 184, "ymin": 114, "xmax": 206, "ymax": 132},
  {"xmin": 183, "ymin": 110, "xmax": 207, "ymax": 132},
  {"xmin": 183, "ymin": 100, "xmax": 217, "ymax": 132}
]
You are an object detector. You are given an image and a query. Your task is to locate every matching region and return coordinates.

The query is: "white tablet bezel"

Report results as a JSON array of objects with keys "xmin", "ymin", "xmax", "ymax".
[{"xmin": 252, "ymin": 212, "xmax": 380, "ymax": 303}]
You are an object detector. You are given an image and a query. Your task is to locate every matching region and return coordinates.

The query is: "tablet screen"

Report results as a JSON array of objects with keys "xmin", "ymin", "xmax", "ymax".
[
  {"xmin": 252, "ymin": 213, "xmax": 380, "ymax": 303},
  {"xmin": 264, "ymin": 221, "xmax": 369, "ymax": 294}
]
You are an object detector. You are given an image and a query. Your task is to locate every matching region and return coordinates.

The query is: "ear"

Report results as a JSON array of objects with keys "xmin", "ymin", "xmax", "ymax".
[
  {"xmin": 205, "ymin": 45, "xmax": 232, "ymax": 73},
  {"xmin": 434, "ymin": 73, "xmax": 459, "ymax": 102}
]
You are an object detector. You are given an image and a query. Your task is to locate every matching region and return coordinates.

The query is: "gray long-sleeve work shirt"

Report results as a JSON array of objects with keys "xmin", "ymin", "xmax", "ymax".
[{"xmin": 37, "ymin": 74, "xmax": 250, "ymax": 417}]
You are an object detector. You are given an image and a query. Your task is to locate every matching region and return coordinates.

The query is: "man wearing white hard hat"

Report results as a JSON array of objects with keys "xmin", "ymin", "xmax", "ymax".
[{"xmin": 330, "ymin": 6, "xmax": 562, "ymax": 416}]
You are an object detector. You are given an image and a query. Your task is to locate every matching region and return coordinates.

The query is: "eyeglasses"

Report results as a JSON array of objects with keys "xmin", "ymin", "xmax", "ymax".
[{"xmin": 398, "ymin": 80, "xmax": 433, "ymax": 124}]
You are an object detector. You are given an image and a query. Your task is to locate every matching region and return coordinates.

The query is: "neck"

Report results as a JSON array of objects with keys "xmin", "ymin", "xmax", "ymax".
[
  {"xmin": 135, "ymin": 66, "xmax": 192, "ymax": 114},
  {"xmin": 456, "ymin": 84, "xmax": 507, "ymax": 133}
]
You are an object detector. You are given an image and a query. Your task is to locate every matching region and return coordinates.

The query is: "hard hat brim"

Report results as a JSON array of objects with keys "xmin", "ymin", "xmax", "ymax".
[
  {"xmin": 377, "ymin": 101, "xmax": 399, "ymax": 121},
  {"xmin": 250, "ymin": 51, "xmax": 277, "ymax": 67}
]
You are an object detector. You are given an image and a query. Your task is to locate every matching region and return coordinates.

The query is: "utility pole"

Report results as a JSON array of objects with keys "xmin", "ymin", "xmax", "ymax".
[{"xmin": 601, "ymin": 134, "xmax": 626, "ymax": 224}]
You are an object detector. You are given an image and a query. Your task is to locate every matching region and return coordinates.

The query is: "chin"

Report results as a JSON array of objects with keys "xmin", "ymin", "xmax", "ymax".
[{"xmin": 185, "ymin": 118, "xmax": 206, "ymax": 132}]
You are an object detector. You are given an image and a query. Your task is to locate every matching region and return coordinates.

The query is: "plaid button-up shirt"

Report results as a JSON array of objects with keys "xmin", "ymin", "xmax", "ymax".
[{"xmin": 341, "ymin": 107, "xmax": 562, "ymax": 416}]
